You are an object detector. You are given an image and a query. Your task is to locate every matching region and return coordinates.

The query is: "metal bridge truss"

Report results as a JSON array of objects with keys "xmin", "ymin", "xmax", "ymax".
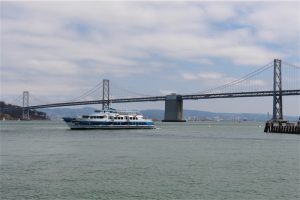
[
  {"xmin": 22, "ymin": 91, "xmax": 30, "ymax": 120},
  {"xmin": 273, "ymin": 59, "xmax": 283, "ymax": 120},
  {"xmin": 102, "ymin": 79, "xmax": 110, "ymax": 110}
]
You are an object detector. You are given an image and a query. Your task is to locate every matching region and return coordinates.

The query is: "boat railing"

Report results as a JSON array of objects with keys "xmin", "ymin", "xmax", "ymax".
[
  {"xmin": 95, "ymin": 109, "xmax": 140, "ymax": 115},
  {"xmin": 118, "ymin": 111, "xmax": 141, "ymax": 115}
]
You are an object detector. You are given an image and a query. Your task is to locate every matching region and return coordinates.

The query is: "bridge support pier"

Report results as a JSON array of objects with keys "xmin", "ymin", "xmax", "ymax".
[{"xmin": 162, "ymin": 94, "xmax": 186, "ymax": 122}]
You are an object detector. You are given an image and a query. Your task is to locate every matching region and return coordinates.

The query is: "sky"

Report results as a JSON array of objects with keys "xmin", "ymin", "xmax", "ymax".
[{"xmin": 1, "ymin": 1, "xmax": 299, "ymax": 116}]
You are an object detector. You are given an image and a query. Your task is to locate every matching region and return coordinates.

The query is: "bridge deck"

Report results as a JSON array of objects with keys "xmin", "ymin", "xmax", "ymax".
[{"xmin": 26, "ymin": 90, "xmax": 300, "ymax": 109}]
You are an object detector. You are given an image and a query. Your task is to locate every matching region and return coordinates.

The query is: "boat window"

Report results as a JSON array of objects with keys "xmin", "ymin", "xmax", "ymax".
[
  {"xmin": 130, "ymin": 117, "xmax": 132, "ymax": 120},
  {"xmin": 82, "ymin": 115, "xmax": 89, "ymax": 118}
]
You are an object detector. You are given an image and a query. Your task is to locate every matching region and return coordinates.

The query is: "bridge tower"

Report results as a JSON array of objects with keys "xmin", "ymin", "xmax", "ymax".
[
  {"xmin": 162, "ymin": 94, "xmax": 186, "ymax": 122},
  {"xmin": 102, "ymin": 79, "xmax": 110, "ymax": 110},
  {"xmin": 272, "ymin": 59, "xmax": 283, "ymax": 121},
  {"xmin": 22, "ymin": 91, "xmax": 30, "ymax": 120}
]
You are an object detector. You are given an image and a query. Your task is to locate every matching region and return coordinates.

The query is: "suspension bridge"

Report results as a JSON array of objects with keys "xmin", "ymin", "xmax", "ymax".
[{"xmin": 5, "ymin": 59, "xmax": 300, "ymax": 122}]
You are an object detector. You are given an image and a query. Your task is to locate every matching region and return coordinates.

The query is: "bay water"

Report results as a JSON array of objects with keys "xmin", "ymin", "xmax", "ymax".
[{"xmin": 1, "ymin": 121, "xmax": 299, "ymax": 200}]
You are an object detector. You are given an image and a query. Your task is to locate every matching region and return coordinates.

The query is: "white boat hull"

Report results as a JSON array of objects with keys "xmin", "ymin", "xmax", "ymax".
[{"xmin": 63, "ymin": 117, "xmax": 155, "ymax": 130}]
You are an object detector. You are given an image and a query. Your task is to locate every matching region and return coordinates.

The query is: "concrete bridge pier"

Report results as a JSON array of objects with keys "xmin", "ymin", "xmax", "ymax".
[{"xmin": 162, "ymin": 94, "xmax": 186, "ymax": 122}]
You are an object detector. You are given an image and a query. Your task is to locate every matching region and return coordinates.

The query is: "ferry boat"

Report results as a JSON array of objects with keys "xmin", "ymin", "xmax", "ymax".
[{"xmin": 62, "ymin": 109, "xmax": 155, "ymax": 130}]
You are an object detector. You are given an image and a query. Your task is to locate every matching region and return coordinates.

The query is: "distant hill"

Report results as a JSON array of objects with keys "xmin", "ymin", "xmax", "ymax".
[
  {"xmin": 0, "ymin": 101, "xmax": 48, "ymax": 120},
  {"xmin": 40, "ymin": 107, "xmax": 299, "ymax": 122},
  {"xmin": 141, "ymin": 109, "xmax": 298, "ymax": 122}
]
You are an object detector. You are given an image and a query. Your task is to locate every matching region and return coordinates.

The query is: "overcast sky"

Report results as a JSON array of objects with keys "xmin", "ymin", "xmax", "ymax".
[{"xmin": 1, "ymin": 1, "xmax": 299, "ymax": 115}]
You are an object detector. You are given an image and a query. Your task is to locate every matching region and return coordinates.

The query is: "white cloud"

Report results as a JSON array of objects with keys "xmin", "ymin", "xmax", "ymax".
[
  {"xmin": 244, "ymin": 2, "xmax": 300, "ymax": 43},
  {"xmin": 182, "ymin": 72, "xmax": 223, "ymax": 81},
  {"xmin": 1, "ymin": 1, "xmax": 299, "ymax": 106},
  {"xmin": 159, "ymin": 90, "xmax": 177, "ymax": 95},
  {"xmin": 203, "ymin": 3, "xmax": 237, "ymax": 22},
  {"xmin": 2, "ymin": 2, "xmax": 290, "ymax": 69}
]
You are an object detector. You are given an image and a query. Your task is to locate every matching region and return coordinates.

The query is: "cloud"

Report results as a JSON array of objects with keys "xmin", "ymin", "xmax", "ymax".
[
  {"xmin": 1, "ymin": 1, "xmax": 299, "ymax": 104},
  {"xmin": 182, "ymin": 72, "xmax": 223, "ymax": 81},
  {"xmin": 2, "ymin": 2, "xmax": 291, "ymax": 70},
  {"xmin": 159, "ymin": 90, "xmax": 177, "ymax": 95},
  {"xmin": 244, "ymin": 2, "xmax": 300, "ymax": 43},
  {"xmin": 202, "ymin": 3, "xmax": 237, "ymax": 22}
]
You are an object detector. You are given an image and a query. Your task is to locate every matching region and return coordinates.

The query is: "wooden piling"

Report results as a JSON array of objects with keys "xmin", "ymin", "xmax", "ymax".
[{"xmin": 264, "ymin": 120, "xmax": 300, "ymax": 134}]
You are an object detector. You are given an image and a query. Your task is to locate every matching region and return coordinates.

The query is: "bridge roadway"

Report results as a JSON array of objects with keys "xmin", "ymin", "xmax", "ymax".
[{"xmin": 26, "ymin": 89, "xmax": 300, "ymax": 109}]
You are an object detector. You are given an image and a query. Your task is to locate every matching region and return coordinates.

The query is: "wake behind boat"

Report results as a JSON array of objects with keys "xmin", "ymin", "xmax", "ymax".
[{"xmin": 63, "ymin": 109, "xmax": 155, "ymax": 130}]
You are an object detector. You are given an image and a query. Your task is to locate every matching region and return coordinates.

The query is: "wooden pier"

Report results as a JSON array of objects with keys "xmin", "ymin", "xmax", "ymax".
[{"xmin": 264, "ymin": 120, "xmax": 300, "ymax": 134}]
